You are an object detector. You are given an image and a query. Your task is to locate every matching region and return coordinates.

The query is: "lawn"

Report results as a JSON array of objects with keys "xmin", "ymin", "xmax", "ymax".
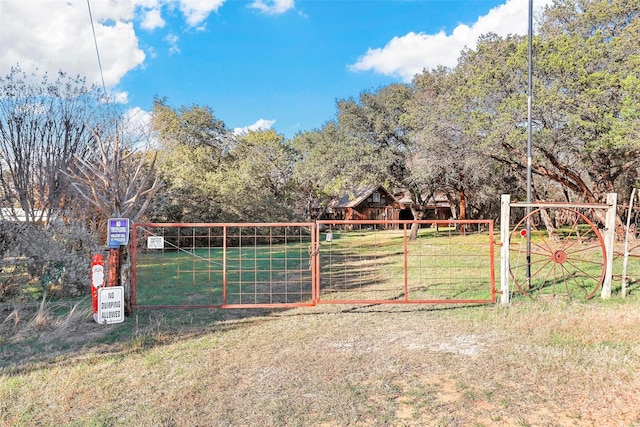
[
  {"xmin": 2, "ymin": 226, "xmax": 639, "ymax": 425},
  {"xmin": 1, "ymin": 298, "xmax": 640, "ymax": 426},
  {"xmin": 318, "ymin": 227, "xmax": 495, "ymax": 303}
]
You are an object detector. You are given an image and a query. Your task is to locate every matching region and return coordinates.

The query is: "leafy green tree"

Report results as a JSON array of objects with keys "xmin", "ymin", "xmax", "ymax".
[
  {"xmin": 333, "ymin": 84, "xmax": 433, "ymax": 238},
  {"xmin": 218, "ymin": 129, "xmax": 297, "ymax": 222},
  {"xmin": 408, "ymin": 66, "xmax": 521, "ymax": 222},
  {"xmin": 535, "ymin": 0, "xmax": 640, "ymax": 204},
  {"xmin": 151, "ymin": 100, "xmax": 297, "ymax": 223},
  {"xmin": 329, "ymin": 82, "xmax": 504, "ymax": 237},
  {"xmin": 291, "ymin": 122, "xmax": 357, "ymax": 219},
  {"xmin": 150, "ymin": 99, "xmax": 231, "ymax": 222},
  {"xmin": 449, "ymin": 0, "xmax": 640, "ymax": 216},
  {"xmin": 334, "ymin": 84, "xmax": 414, "ymax": 188}
]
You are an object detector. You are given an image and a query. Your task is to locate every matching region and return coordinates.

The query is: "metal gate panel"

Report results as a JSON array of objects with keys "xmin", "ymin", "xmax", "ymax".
[
  {"xmin": 131, "ymin": 220, "xmax": 496, "ymax": 310},
  {"xmin": 316, "ymin": 220, "xmax": 496, "ymax": 304},
  {"xmin": 132, "ymin": 223, "xmax": 316, "ymax": 309}
]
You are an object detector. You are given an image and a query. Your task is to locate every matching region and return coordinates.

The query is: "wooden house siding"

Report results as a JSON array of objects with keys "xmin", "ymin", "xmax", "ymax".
[{"xmin": 327, "ymin": 186, "xmax": 402, "ymax": 228}]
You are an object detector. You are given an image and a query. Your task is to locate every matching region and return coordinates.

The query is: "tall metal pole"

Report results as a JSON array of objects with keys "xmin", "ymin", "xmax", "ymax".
[{"xmin": 526, "ymin": 0, "xmax": 534, "ymax": 283}]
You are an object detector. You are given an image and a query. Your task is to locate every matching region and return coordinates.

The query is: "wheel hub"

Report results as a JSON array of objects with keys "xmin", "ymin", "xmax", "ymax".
[{"xmin": 552, "ymin": 250, "xmax": 567, "ymax": 263}]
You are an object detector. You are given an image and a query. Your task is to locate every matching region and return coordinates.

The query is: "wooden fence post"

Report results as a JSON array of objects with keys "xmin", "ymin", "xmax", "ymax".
[
  {"xmin": 601, "ymin": 192, "xmax": 617, "ymax": 299},
  {"xmin": 621, "ymin": 188, "xmax": 636, "ymax": 298},
  {"xmin": 500, "ymin": 194, "xmax": 511, "ymax": 304}
]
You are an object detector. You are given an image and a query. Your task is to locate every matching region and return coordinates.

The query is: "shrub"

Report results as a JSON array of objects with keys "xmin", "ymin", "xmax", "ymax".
[{"xmin": 0, "ymin": 221, "xmax": 100, "ymax": 301}]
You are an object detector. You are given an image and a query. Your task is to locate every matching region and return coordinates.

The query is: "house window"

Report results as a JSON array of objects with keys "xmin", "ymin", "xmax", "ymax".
[{"xmin": 372, "ymin": 192, "xmax": 381, "ymax": 203}]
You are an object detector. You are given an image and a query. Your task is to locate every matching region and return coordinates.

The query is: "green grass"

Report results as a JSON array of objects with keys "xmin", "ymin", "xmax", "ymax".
[
  {"xmin": 3, "ymin": 298, "xmax": 640, "ymax": 425},
  {"xmin": 319, "ymin": 227, "xmax": 495, "ymax": 302},
  {"xmin": 136, "ymin": 241, "xmax": 313, "ymax": 307}
]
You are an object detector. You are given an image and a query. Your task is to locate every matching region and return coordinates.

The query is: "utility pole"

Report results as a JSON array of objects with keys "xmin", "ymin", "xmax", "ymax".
[{"xmin": 526, "ymin": 0, "xmax": 534, "ymax": 284}]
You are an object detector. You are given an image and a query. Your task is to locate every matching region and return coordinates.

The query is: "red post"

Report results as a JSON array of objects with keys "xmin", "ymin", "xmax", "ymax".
[
  {"xmin": 108, "ymin": 246, "xmax": 120, "ymax": 287},
  {"xmin": 91, "ymin": 254, "xmax": 105, "ymax": 321}
]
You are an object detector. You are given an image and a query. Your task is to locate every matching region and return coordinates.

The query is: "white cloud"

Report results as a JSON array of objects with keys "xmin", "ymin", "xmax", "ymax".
[
  {"xmin": 164, "ymin": 33, "xmax": 181, "ymax": 55},
  {"xmin": 124, "ymin": 106, "xmax": 152, "ymax": 131},
  {"xmin": 141, "ymin": 8, "xmax": 166, "ymax": 30},
  {"xmin": 250, "ymin": 0, "xmax": 295, "ymax": 14},
  {"xmin": 0, "ymin": 0, "xmax": 226, "ymax": 93},
  {"xmin": 113, "ymin": 91, "xmax": 130, "ymax": 104},
  {"xmin": 233, "ymin": 118, "xmax": 276, "ymax": 135},
  {"xmin": 123, "ymin": 106, "xmax": 158, "ymax": 148},
  {"xmin": 0, "ymin": 0, "xmax": 145, "ymax": 88},
  {"xmin": 349, "ymin": 0, "xmax": 554, "ymax": 82},
  {"xmin": 179, "ymin": 0, "xmax": 226, "ymax": 28},
  {"xmin": 0, "ymin": 0, "xmax": 283, "ymax": 100}
]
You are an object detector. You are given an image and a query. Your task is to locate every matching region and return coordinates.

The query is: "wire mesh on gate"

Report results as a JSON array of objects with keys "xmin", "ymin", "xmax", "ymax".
[
  {"xmin": 132, "ymin": 223, "xmax": 316, "ymax": 309},
  {"xmin": 316, "ymin": 220, "xmax": 496, "ymax": 304}
]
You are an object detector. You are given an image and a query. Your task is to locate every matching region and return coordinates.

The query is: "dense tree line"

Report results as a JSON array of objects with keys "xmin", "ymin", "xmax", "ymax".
[
  {"xmin": 293, "ymin": 0, "xmax": 639, "ymax": 223},
  {"xmin": 0, "ymin": 0, "xmax": 638, "ymax": 299}
]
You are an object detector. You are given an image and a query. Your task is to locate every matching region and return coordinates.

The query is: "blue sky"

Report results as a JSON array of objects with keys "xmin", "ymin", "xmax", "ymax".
[{"xmin": 1, "ymin": 0, "xmax": 550, "ymax": 138}]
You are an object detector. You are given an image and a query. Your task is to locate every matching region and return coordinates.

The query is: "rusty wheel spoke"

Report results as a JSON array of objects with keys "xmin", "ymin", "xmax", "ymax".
[{"xmin": 509, "ymin": 208, "xmax": 605, "ymax": 300}]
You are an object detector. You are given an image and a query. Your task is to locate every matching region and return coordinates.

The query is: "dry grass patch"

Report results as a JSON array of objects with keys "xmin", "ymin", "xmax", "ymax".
[{"xmin": 2, "ymin": 300, "xmax": 640, "ymax": 426}]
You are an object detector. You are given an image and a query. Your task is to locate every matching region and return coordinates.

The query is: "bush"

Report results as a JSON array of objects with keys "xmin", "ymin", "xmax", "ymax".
[{"xmin": 0, "ymin": 221, "xmax": 100, "ymax": 301}]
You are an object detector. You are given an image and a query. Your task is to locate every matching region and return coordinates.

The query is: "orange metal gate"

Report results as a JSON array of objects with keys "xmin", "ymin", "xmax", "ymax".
[
  {"xmin": 131, "ymin": 220, "xmax": 495, "ymax": 310},
  {"xmin": 132, "ymin": 222, "xmax": 317, "ymax": 309},
  {"xmin": 315, "ymin": 220, "xmax": 496, "ymax": 305}
]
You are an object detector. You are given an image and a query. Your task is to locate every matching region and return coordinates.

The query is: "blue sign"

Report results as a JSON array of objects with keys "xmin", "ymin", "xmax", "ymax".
[{"xmin": 108, "ymin": 218, "xmax": 130, "ymax": 246}]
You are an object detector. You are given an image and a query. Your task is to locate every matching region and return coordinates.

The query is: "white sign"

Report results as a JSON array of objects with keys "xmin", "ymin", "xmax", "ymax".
[
  {"xmin": 97, "ymin": 286, "xmax": 124, "ymax": 324},
  {"xmin": 147, "ymin": 236, "xmax": 164, "ymax": 249},
  {"xmin": 108, "ymin": 218, "xmax": 130, "ymax": 246}
]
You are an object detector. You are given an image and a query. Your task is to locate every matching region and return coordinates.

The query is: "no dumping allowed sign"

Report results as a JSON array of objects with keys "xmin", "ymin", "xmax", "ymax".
[{"xmin": 97, "ymin": 286, "xmax": 125, "ymax": 324}]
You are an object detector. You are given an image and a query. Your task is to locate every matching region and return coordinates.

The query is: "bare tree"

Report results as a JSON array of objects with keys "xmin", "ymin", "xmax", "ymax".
[
  {"xmin": 64, "ymin": 113, "xmax": 162, "ymax": 315},
  {"xmin": 69, "ymin": 125, "xmax": 161, "ymax": 221},
  {"xmin": 0, "ymin": 66, "xmax": 104, "ymax": 225}
]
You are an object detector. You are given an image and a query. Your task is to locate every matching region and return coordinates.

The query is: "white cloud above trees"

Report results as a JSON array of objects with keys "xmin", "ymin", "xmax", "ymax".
[
  {"xmin": 349, "ymin": 0, "xmax": 554, "ymax": 82},
  {"xmin": 0, "ymin": 0, "xmax": 145, "ymax": 88},
  {"xmin": 233, "ymin": 118, "xmax": 276, "ymax": 136}
]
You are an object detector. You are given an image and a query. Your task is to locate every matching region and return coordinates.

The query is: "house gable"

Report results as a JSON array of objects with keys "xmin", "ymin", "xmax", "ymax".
[{"xmin": 327, "ymin": 185, "xmax": 402, "ymax": 224}]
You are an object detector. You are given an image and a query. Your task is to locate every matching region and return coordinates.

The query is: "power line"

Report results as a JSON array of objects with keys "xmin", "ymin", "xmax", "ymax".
[
  {"xmin": 86, "ymin": 0, "xmax": 108, "ymax": 97},
  {"xmin": 526, "ymin": 0, "xmax": 534, "ymax": 284}
]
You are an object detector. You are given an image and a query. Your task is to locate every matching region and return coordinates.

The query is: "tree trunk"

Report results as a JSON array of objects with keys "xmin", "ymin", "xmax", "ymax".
[
  {"xmin": 539, "ymin": 208, "xmax": 558, "ymax": 241},
  {"xmin": 459, "ymin": 187, "xmax": 466, "ymax": 235},
  {"xmin": 409, "ymin": 207, "xmax": 425, "ymax": 240}
]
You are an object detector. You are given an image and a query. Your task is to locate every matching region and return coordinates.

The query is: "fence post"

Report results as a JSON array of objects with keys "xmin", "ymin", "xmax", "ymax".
[
  {"xmin": 621, "ymin": 188, "xmax": 637, "ymax": 298},
  {"xmin": 500, "ymin": 194, "xmax": 511, "ymax": 304},
  {"xmin": 601, "ymin": 192, "xmax": 617, "ymax": 299},
  {"xmin": 108, "ymin": 240, "xmax": 120, "ymax": 287}
]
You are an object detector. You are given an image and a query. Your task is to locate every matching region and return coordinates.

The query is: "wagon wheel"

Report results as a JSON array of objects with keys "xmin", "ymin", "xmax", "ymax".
[{"xmin": 509, "ymin": 208, "xmax": 606, "ymax": 300}]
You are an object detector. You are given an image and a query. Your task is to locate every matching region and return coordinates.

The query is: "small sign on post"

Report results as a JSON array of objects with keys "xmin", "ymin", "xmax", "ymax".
[
  {"xmin": 107, "ymin": 218, "xmax": 130, "ymax": 246},
  {"xmin": 97, "ymin": 286, "xmax": 125, "ymax": 324},
  {"xmin": 147, "ymin": 236, "xmax": 164, "ymax": 249}
]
